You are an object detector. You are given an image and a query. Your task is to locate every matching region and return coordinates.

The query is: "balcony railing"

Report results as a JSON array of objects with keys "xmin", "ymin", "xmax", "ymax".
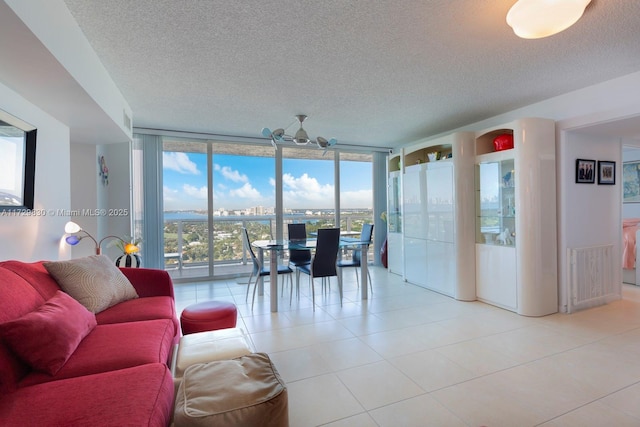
[{"xmin": 163, "ymin": 213, "xmax": 371, "ymax": 281}]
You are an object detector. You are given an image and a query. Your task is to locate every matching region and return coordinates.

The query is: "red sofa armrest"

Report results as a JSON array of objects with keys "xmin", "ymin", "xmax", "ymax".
[{"xmin": 119, "ymin": 267, "xmax": 175, "ymax": 299}]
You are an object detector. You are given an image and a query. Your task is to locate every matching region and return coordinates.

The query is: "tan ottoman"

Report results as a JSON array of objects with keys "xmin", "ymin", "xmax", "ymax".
[
  {"xmin": 174, "ymin": 353, "xmax": 288, "ymax": 427},
  {"xmin": 171, "ymin": 328, "xmax": 255, "ymax": 382}
]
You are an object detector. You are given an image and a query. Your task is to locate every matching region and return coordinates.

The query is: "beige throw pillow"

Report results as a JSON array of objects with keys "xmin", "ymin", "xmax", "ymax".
[{"xmin": 44, "ymin": 255, "xmax": 139, "ymax": 314}]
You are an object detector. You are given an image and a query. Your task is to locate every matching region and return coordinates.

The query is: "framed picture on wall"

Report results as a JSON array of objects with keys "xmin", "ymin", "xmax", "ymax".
[
  {"xmin": 623, "ymin": 160, "xmax": 640, "ymax": 202},
  {"xmin": 0, "ymin": 109, "xmax": 37, "ymax": 212},
  {"xmin": 597, "ymin": 161, "xmax": 615, "ymax": 185},
  {"xmin": 575, "ymin": 159, "xmax": 596, "ymax": 184}
]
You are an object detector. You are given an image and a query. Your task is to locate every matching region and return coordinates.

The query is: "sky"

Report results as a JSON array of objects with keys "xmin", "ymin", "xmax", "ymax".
[{"xmin": 162, "ymin": 151, "xmax": 372, "ymax": 211}]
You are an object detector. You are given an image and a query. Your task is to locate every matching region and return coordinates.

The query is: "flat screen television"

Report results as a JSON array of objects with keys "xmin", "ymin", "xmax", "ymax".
[{"xmin": 0, "ymin": 109, "xmax": 37, "ymax": 212}]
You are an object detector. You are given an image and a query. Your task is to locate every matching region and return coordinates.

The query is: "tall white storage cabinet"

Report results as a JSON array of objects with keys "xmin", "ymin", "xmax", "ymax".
[
  {"xmin": 401, "ymin": 133, "xmax": 476, "ymax": 300},
  {"xmin": 387, "ymin": 154, "xmax": 403, "ymax": 276},
  {"xmin": 475, "ymin": 118, "xmax": 557, "ymax": 316}
]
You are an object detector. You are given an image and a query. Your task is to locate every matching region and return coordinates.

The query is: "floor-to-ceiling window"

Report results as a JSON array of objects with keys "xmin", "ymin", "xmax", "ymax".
[
  {"xmin": 134, "ymin": 131, "xmax": 379, "ymax": 282},
  {"xmin": 161, "ymin": 138, "xmax": 277, "ymax": 281},
  {"xmin": 210, "ymin": 142, "xmax": 276, "ymax": 278},
  {"xmin": 282, "ymin": 147, "xmax": 336, "ymax": 236},
  {"xmin": 162, "ymin": 139, "xmax": 211, "ymax": 278},
  {"xmin": 340, "ymin": 153, "xmax": 373, "ymax": 235}
]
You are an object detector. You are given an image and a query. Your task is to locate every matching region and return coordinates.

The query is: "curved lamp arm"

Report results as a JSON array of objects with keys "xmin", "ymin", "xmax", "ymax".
[{"xmin": 63, "ymin": 221, "xmax": 125, "ymax": 255}]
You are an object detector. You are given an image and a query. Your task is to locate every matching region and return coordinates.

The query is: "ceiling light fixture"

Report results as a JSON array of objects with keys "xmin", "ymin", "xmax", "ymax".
[
  {"xmin": 262, "ymin": 115, "xmax": 337, "ymax": 151},
  {"xmin": 506, "ymin": 0, "xmax": 591, "ymax": 39}
]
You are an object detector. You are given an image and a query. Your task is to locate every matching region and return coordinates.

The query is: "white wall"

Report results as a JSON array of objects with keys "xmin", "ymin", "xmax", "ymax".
[
  {"xmin": 68, "ymin": 144, "xmax": 98, "ymax": 258},
  {"xmin": 0, "ymin": 82, "xmax": 71, "ymax": 261},
  {"xmin": 104, "ymin": 142, "xmax": 132, "ymax": 260},
  {"xmin": 3, "ymin": 0, "xmax": 133, "ymax": 144},
  {"xmin": 557, "ymin": 131, "xmax": 623, "ymax": 311},
  {"xmin": 67, "ymin": 142, "xmax": 132, "ymax": 260}
]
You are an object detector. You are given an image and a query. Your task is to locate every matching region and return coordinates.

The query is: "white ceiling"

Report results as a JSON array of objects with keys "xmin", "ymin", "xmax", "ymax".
[{"xmin": 60, "ymin": 0, "xmax": 640, "ymax": 149}]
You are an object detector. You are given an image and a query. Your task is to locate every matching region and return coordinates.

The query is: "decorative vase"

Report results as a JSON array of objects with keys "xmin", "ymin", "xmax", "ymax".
[{"xmin": 115, "ymin": 253, "xmax": 141, "ymax": 268}]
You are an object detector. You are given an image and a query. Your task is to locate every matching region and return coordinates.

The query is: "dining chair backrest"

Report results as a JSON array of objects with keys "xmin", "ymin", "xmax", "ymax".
[
  {"xmin": 242, "ymin": 227, "xmax": 260, "ymax": 273},
  {"xmin": 350, "ymin": 224, "xmax": 373, "ymax": 264},
  {"xmin": 288, "ymin": 223, "xmax": 311, "ymax": 265},
  {"xmin": 360, "ymin": 223, "xmax": 374, "ymax": 243},
  {"xmin": 288, "ymin": 223, "xmax": 307, "ymax": 240},
  {"xmin": 312, "ymin": 228, "xmax": 340, "ymax": 278}
]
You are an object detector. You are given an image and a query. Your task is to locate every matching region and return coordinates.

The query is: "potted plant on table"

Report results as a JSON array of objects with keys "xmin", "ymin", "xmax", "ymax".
[{"xmin": 114, "ymin": 237, "xmax": 142, "ymax": 268}]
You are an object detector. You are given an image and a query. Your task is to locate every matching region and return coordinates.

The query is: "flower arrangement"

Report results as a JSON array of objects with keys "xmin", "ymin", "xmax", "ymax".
[{"xmin": 113, "ymin": 236, "xmax": 141, "ymax": 255}]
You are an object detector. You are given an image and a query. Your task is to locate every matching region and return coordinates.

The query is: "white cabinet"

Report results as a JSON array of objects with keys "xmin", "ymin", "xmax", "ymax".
[
  {"xmin": 403, "ymin": 164, "xmax": 428, "ymax": 286},
  {"xmin": 426, "ymin": 240, "xmax": 456, "ymax": 295},
  {"xmin": 387, "ymin": 160, "xmax": 403, "ymax": 276},
  {"xmin": 474, "ymin": 118, "xmax": 557, "ymax": 316},
  {"xmin": 404, "ymin": 165, "xmax": 428, "ymax": 239},
  {"xmin": 476, "ymin": 244, "xmax": 517, "ymax": 310},
  {"xmin": 399, "ymin": 133, "xmax": 476, "ymax": 299},
  {"xmin": 404, "ymin": 237, "xmax": 427, "ymax": 285}
]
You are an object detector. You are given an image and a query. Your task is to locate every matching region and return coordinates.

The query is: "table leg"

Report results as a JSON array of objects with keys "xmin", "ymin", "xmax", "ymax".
[
  {"xmin": 361, "ymin": 243, "xmax": 369, "ymax": 300},
  {"xmin": 270, "ymin": 249, "xmax": 278, "ymax": 312},
  {"xmin": 257, "ymin": 248, "xmax": 264, "ymax": 296}
]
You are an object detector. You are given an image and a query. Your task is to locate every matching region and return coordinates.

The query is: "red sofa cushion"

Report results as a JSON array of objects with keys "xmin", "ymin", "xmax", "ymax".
[
  {"xmin": 0, "ymin": 291, "xmax": 97, "ymax": 376},
  {"xmin": 120, "ymin": 267, "xmax": 176, "ymax": 299},
  {"xmin": 0, "ymin": 260, "xmax": 61, "ymax": 301},
  {"xmin": 19, "ymin": 318, "xmax": 175, "ymax": 387},
  {"xmin": 96, "ymin": 295, "xmax": 178, "ymax": 330},
  {"xmin": 0, "ymin": 363, "xmax": 174, "ymax": 427},
  {"xmin": 0, "ymin": 267, "xmax": 47, "ymax": 392}
]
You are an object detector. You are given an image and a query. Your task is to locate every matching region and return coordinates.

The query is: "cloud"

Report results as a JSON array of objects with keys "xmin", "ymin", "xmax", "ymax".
[
  {"xmin": 279, "ymin": 173, "xmax": 372, "ymax": 209},
  {"xmin": 214, "ymin": 164, "xmax": 248, "ymax": 183},
  {"xmin": 229, "ymin": 182, "xmax": 261, "ymax": 199},
  {"xmin": 282, "ymin": 173, "xmax": 334, "ymax": 208},
  {"xmin": 340, "ymin": 189, "xmax": 373, "ymax": 209},
  {"xmin": 163, "ymin": 152, "xmax": 200, "ymax": 175},
  {"xmin": 163, "ymin": 184, "xmax": 208, "ymax": 210},
  {"xmin": 183, "ymin": 184, "xmax": 208, "ymax": 199},
  {"xmin": 163, "ymin": 185, "xmax": 180, "ymax": 204}
]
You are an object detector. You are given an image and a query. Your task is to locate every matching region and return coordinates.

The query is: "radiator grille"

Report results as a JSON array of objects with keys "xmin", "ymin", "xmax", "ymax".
[{"xmin": 568, "ymin": 245, "xmax": 616, "ymax": 313}]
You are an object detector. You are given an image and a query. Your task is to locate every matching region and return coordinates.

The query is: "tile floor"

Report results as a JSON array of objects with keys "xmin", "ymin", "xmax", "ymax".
[{"xmin": 174, "ymin": 267, "xmax": 640, "ymax": 427}]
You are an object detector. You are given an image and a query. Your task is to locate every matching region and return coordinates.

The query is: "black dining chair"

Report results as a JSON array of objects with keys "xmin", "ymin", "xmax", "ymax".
[
  {"xmin": 288, "ymin": 223, "xmax": 311, "ymax": 267},
  {"xmin": 337, "ymin": 223, "xmax": 374, "ymax": 293},
  {"xmin": 294, "ymin": 228, "xmax": 342, "ymax": 310},
  {"xmin": 241, "ymin": 227, "xmax": 293, "ymax": 310}
]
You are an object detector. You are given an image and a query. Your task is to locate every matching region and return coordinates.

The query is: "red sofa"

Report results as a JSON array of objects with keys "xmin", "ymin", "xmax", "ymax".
[{"xmin": 0, "ymin": 260, "xmax": 179, "ymax": 426}]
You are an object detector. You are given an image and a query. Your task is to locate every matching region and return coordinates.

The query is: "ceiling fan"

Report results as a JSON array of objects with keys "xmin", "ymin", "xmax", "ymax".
[{"xmin": 262, "ymin": 115, "xmax": 337, "ymax": 152}]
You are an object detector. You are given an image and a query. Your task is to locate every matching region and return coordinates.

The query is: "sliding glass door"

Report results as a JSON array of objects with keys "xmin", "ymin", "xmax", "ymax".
[
  {"xmin": 282, "ymin": 147, "xmax": 336, "ymax": 236},
  {"xmin": 135, "ymin": 132, "xmax": 376, "ymax": 282}
]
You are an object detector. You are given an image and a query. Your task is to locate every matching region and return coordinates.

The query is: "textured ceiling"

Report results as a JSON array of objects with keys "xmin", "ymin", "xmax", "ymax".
[{"xmin": 62, "ymin": 0, "xmax": 640, "ymax": 149}]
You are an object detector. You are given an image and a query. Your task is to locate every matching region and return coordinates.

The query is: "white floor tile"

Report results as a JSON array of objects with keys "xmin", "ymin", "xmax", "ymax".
[
  {"xmin": 539, "ymin": 400, "xmax": 640, "ymax": 427},
  {"xmin": 173, "ymin": 271, "xmax": 640, "ymax": 426},
  {"xmin": 286, "ymin": 374, "xmax": 365, "ymax": 426},
  {"xmin": 390, "ymin": 349, "xmax": 477, "ymax": 392},
  {"xmin": 336, "ymin": 360, "xmax": 424, "ymax": 410},
  {"xmin": 369, "ymin": 394, "xmax": 467, "ymax": 427}
]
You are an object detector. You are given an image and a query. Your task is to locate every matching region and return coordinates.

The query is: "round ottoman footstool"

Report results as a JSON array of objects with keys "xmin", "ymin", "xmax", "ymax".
[
  {"xmin": 173, "ymin": 353, "xmax": 288, "ymax": 427},
  {"xmin": 180, "ymin": 301, "xmax": 237, "ymax": 335}
]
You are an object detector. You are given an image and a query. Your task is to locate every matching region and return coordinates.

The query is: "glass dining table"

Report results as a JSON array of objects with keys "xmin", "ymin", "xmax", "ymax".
[{"xmin": 251, "ymin": 237, "xmax": 371, "ymax": 313}]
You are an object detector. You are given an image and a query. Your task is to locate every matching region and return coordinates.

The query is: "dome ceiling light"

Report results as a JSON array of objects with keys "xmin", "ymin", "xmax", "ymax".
[
  {"xmin": 506, "ymin": 0, "xmax": 591, "ymax": 39},
  {"xmin": 262, "ymin": 115, "xmax": 337, "ymax": 152}
]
